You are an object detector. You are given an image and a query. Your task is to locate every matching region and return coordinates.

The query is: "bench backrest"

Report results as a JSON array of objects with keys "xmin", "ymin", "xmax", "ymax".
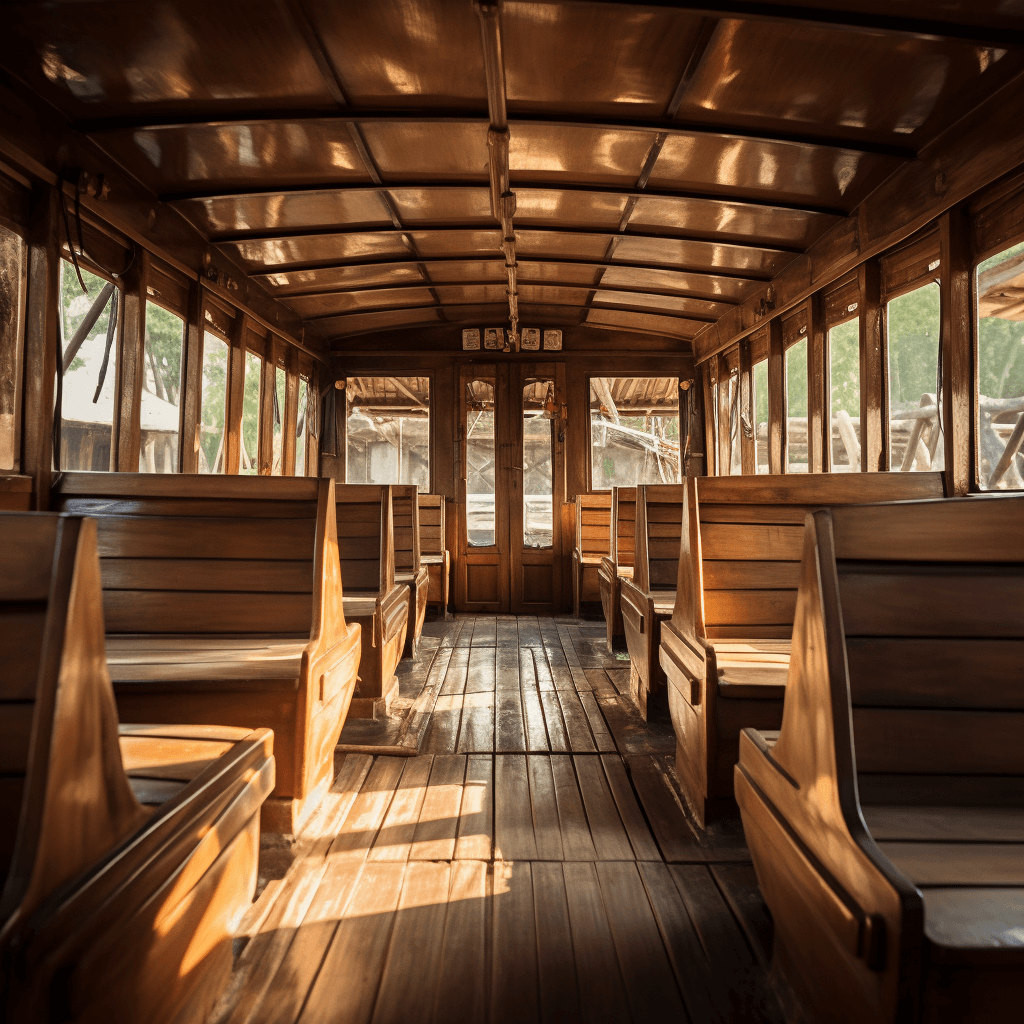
[
  {"xmin": 575, "ymin": 493, "xmax": 612, "ymax": 558},
  {"xmin": 54, "ymin": 473, "xmax": 329, "ymax": 635},
  {"xmin": 692, "ymin": 473, "xmax": 947, "ymax": 640},
  {"xmin": 0, "ymin": 514, "xmax": 143, "ymax": 939},
  {"xmin": 335, "ymin": 483, "xmax": 394, "ymax": 595},
  {"xmin": 417, "ymin": 493, "xmax": 446, "ymax": 557},
  {"xmin": 391, "ymin": 485, "xmax": 421, "ymax": 574},
  {"xmin": 634, "ymin": 485, "xmax": 684, "ymax": 592},
  {"xmin": 611, "ymin": 486, "xmax": 637, "ymax": 570},
  {"xmin": 774, "ymin": 496, "xmax": 1024, "ymax": 810}
]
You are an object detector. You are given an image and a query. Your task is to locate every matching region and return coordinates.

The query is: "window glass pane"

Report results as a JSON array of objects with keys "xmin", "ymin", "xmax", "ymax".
[
  {"xmin": 786, "ymin": 338, "xmax": 809, "ymax": 472},
  {"xmin": 726, "ymin": 372, "xmax": 741, "ymax": 475},
  {"xmin": 887, "ymin": 282, "xmax": 942, "ymax": 473},
  {"xmin": 0, "ymin": 219, "xmax": 25, "ymax": 471},
  {"xmin": 58, "ymin": 260, "xmax": 118, "ymax": 471},
  {"xmin": 272, "ymin": 365, "xmax": 286, "ymax": 474},
  {"xmin": 345, "ymin": 376, "xmax": 429, "ymax": 489},
  {"xmin": 138, "ymin": 303, "xmax": 183, "ymax": 473},
  {"xmin": 465, "ymin": 380, "xmax": 495, "ymax": 547},
  {"xmin": 976, "ymin": 241, "xmax": 1024, "ymax": 490},
  {"xmin": 295, "ymin": 377, "xmax": 308, "ymax": 476},
  {"xmin": 240, "ymin": 351, "xmax": 261, "ymax": 475},
  {"xmin": 524, "ymin": 380, "xmax": 554, "ymax": 548},
  {"xmin": 753, "ymin": 358, "xmax": 769, "ymax": 474},
  {"xmin": 589, "ymin": 377, "xmax": 679, "ymax": 488},
  {"xmin": 828, "ymin": 319, "xmax": 861, "ymax": 470},
  {"xmin": 198, "ymin": 332, "xmax": 228, "ymax": 474}
]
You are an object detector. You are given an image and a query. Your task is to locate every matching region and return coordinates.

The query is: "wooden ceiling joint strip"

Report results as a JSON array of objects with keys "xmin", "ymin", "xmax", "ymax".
[
  {"xmin": 666, "ymin": 17, "xmax": 720, "ymax": 118},
  {"xmin": 279, "ymin": 0, "xmax": 350, "ymax": 107}
]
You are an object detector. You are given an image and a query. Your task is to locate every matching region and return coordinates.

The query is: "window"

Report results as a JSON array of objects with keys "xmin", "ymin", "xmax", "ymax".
[
  {"xmin": 465, "ymin": 380, "xmax": 495, "ymax": 547},
  {"xmin": 58, "ymin": 260, "xmax": 118, "ymax": 472},
  {"xmin": 589, "ymin": 376, "xmax": 680, "ymax": 488},
  {"xmin": 295, "ymin": 376, "xmax": 309, "ymax": 476},
  {"xmin": 976, "ymin": 240, "xmax": 1024, "ymax": 489},
  {"xmin": 240, "ymin": 350, "xmax": 262, "ymax": 475},
  {"xmin": 138, "ymin": 303, "xmax": 184, "ymax": 473},
  {"xmin": 828, "ymin": 318, "xmax": 861, "ymax": 470},
  {"xmin": 0, "ymin": 206, "xmax": 26, "ymax": 472},
  {"xmin": 887, "ymin": 282, "xmax": 941, "ymax": 472},
  {"xmin": 198, "ymin": 331, "xmax": 228, "ymax": 474},
  {"xmin": 345, "ymin": 376, "xmax": 429, "ymax": 489},
  {"xmin": 272, "ymin": 364, "xmax": 286, "ymax": 474},
  {"xmin": 752, "ymin": 358, "xmax": 769, "ymax": 474},
  {"xmin": 523, "ymin": 379, "xmax": 555, "ymax": 548},
  {"xmin": 786, "ymin": 337, "xmax": 809, "ymax": 472},
  {"xmin": 724, "ymin": 370, "xmax": 741, "ymax": 475}
]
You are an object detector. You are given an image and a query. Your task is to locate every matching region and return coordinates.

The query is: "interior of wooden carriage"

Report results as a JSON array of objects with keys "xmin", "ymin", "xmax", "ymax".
[{"xmin": 1, "ymin": 3, "xmax": 1024, "ymax": 1024}]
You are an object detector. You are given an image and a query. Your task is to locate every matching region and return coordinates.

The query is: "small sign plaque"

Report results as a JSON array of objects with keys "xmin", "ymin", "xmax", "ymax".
[
  {"xmin": 462, "ymin": 328, "xmax": 480, "ymax": 350},
  {"xmin": 543, "ymin": 329, "xmax": 562, "ymax": 351},
  {"xmin": 521, "ymin": 327, "xmax": 540, "ymax": 351},
  {"xmin": 483, "ymin": 327, "xmax": 503, "ymax": 350}
]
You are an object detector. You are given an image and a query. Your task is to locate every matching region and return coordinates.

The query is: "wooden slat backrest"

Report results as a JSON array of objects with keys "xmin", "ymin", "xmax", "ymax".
[
  {"xmin": 335, "ymin": 483, "xmax": 393, "ymax": 594},
  {"xmin": 785, "ymin": 497, "xmax": 1024, "ymax": 806},
  {"xmin": 0, "ymin": 515, "xmax": 144, "ymax": 934},
  {"xmin": 417, "ymin": 494, "xmax": 445, "ymax": 557},
  {"xmin": 611, "ymin": 486, "xmax": 637, "ymax": 569},
  {"xmin": 391, "ymin": 484, "xmax": 421, "ymax": 574},
  {"xmin": 634, "ymin": 485, "xmax": 684, "ymax": 592},
  {"xmin": 54, "ymin": 473, "xmax": 324, "ymax": 635},
  {"xmin": 695, "ymin": 473, "xmax": 948, "ymax": 641},
  {"xmin": 575, "ymin": 493, "xmax": 612, "ymax": 558}
]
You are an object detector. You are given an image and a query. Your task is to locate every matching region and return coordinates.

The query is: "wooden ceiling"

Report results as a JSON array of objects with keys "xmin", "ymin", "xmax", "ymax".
[{"xmin": 2, "ymin": 0, "xmax": 1022, "ymax": 349}]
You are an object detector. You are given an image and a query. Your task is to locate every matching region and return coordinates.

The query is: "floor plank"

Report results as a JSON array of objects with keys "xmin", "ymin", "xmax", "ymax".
[
  {"xmin": 573, "ymin": 754, "xmax": 635, "ymax": 861},
  {"xmin": 496, "ymin": 690, "xmax": 527, "ymax": 752},
  {"xmin": 466, "ymin": 645, "xmax": 496, "ymax": 693},
  {"xmin": 491, "ymin": 861, "xmax": 540, "ymax": 1024},
  {"xmin": 600, "ymin": 754, "xmax": 662, "ymax": 861},
  {"xmin": 556, "ymin": 688, "xmax": 598, "ymax": 752},
  {"xmin": 539, "ymin": 691, "xmax": 570, "ymax": 752},
  {"xmin": 531, "ymin": 863, "xmax": 581, "ymax": 1024},
  {"xmin": 455, "ymin": 754, "xmax": 493, "ymax": 861},
  {"xmin": 549, "ymin": 755, "xmax": 599, "ymax": 861},
  {"xmin": 628, "ymin": 755, "xmax": 705, "ymax": 862},
  {"xmin": 439, "ymin": 647, "xmax": 469, "ymax": 695},
  {"xmin": 410, "ymin": 755, "xmax": 466, "ymax": 861},
  {"xmin": 369, "ymin": 756, "xmax": 434, "ymax": 862},
  {"xmin": 423, "ymin": 694, "xmax": 460, "ymax": 754},
  {"xmin": 527, "ymin": 755, "xmax": 565, "ymax": 861},
  {"xmin": 431, "ymin": 861, "xmax": 489, "ymax": 1024},
  {"xmin": 328, "ymin": 758, "xmax": 406, "ymax": 863},
  {"xmin": 495, "ymin": 754, "xmax": 539, "ymax": 861},
  {"xmin": 456, "ymin": 690, "xmax": 495, "ymax": 753}
]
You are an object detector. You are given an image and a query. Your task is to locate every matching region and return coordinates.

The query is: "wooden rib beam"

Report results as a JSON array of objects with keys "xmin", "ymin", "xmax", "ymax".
[
  {"xmin": 692, "ymin": 68, "xmax": 1024, "ymax": 364},
  {"xmin": 80, "ymin": 111, "xmax": 916, "ymax": 158}
]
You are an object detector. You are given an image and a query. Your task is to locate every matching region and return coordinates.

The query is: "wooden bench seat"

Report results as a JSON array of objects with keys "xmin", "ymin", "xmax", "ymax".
[
  {"xmin": 0, "ymin": 513, "xmax": 274, "ymax": 1024},
  {"xmin": 571, "ymin": 492, "xmax": 612, "ymax": 617},
  {"xmin": 735, "ymin": 495, "xmax": 1024, "ymax": 1024},
  {"xmin": 335, "ymin": 484, "xmax": 410, "ymax": 718},
  {"xmin": 393, "ymin": 484, "xmax": 429, "ymax": 656},
  {"xmin": 53, "ymin": 472, "xmax": 361, "ymax": 834},
  {"xmin": 619, "ymin": 484, "xmax": 684, "ymax": 718},
  {"xmin": 660, "ymin": 472, "xmax": 945, "ymax": 825},
  {"xmin": 418, "ymin": 493, "xmax": 451, "ymax": 611},
  {"xmin": 598, "ymin": 486, "xmax": 636, "ymax": 650}
]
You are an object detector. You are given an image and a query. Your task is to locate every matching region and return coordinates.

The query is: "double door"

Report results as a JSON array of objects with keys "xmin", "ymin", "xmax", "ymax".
[{"xmin": 456, "ymin": 362, "xmax": 565, "ymax": 613}]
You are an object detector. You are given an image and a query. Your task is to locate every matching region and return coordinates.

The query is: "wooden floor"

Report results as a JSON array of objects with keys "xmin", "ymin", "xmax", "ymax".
[{"xmin": 211, "ymin": 616, "xmax": 786, "ymax": 1024}]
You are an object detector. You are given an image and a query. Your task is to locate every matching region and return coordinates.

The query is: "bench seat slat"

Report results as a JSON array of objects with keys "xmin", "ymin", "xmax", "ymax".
[
  {"xmin": 94, "ymin": 517, "xmax": 315, "ymax": 560},
  {"xmin": 99, "ymin": 558, "xmax": 313, "ymax": 593},
  {"xmin": 921, "ymin": 888, "xmax": 1024, "ymax": 953},
  {"xmin": 863, "ymin": 806, "xmax": 1024, "ymax": 842},
  {"xmin": 103, "ymin": 591, "xmax": 312, "ymax": 634}
]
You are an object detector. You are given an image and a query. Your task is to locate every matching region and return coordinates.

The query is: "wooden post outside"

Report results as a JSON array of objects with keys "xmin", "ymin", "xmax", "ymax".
[
  {"xmin": 113, "ymin": 247, "xmax": 148, "ymax": 472},
  {"xmin": 808, "ymin": 293, "xmax": 827, "ymax": 473},
  {"xmin": 223, "ymin": 313, "xmax": 247, "ymax": 475},
  {"xmin": 768, "ymin": 316, "xmax": 785, "ymax": 474},
  {"xmin": 22, "ymin": 184, "xmax": 59, "ymax": 507},
  {"xmin": 179, "ymin": 282, "xmax": 205, "ymax": 473},
  {"xmin": 859, "ymin": 259, "xmax": 884, "ymax": 472},
  {"xmin": 940, "ymin": 206, "xmax": 973, "ymax": 495},
  {"xmin": 258, "ymin": 338, "xmax": 275, "ymax": 475},
  {"xmin": 738, "ymin": 337, "xmax": 755, "ymax": 474}
]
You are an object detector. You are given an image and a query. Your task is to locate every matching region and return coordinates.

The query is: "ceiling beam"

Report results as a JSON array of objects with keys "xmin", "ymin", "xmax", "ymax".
[
  {"xmin": 212, "ymin": 221, "xmax": 805, "ymax": 255},
  {"xmin": 541, "ymin": 0, "xmax": 1024, "ymax": 48},
  {"xmin": 249, "ymin": 252, "xmax": 773, "ymax": 283},
  {"xmin": 80, "ymin": 110, "xmax": 915, "ymax": 158}
]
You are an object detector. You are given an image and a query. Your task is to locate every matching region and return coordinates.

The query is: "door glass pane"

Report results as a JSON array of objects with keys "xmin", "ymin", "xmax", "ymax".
[
  {"xmin": 523, "ymin": 379, "xmax": 554, "ymax": 549},
  {"xmin": 138, "ymin": 303, "xmax": 184, "ymax": 473},
  {"xmin": 198, "ymin": 332, "xmax": 228, "ymax": 474},
  {"xmin": 58, "ymin": 260, "xmax": 118, "ymax": 471},
  {"xmin": 240, "ymin": 351, "xmax": 261, "ymax": 475},
  {"xmin": 976, "ymin": 241, "xmax": 1024, "ymax": 490},
  {"xmin": 295, "ymin": 377, "xmax": 308, "ymax": 476},
  {"xmin": 346, "ymin": 376, "xmax": 430, "ymax": 489},
  {"xmin": 466, "ymin": 380, "xmax": 495, "ymax": 547},
  {"xmin": 272, "ymin": 365, "xmax": 286, "ymax": 474},
  {"xmin": 887, "ymin": 282, "xmax": 942, "ymax": 472},
  {"xmin": 589, "ymin": 376, "xmax": 680, "ymax": 487},
  {"xmin": 753, "ymin": 358, "xmax": 769, "ymax": 474},
  {"xmin": 829, "ymin": 319, "xmax": 861, "ymax": 470},
  {"xmin": 786, "ymin": 338, "xmax": 809, "ymax": 472}
]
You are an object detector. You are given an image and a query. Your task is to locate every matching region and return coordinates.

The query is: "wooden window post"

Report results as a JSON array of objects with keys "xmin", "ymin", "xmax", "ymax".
[
  {"xmin": 768, "ymin": 316, "xmax": 785, "ymax": 473},
  {"xmin": 282, "ymin": 345, "xmax": 299, "ymax": 475},
  {"xmin": 808, "ymin": 292, "xmax": 827, "ymax": 472},
  {"xmin": 859, "ymin": 260, "xmax": 884, "ymax": 471},
  {"xmin": 224, "ymin": 313, "xmax": 247, "ymax": 475},
  {"xmin": 180, "ymin": 283, "xmax": 204, "ymax": 473},
  {"xmin": 113, "ymin": 247, "xmax": 148, "ymax": 471},
  {"xmin": 738, "ymin": 336, "xmax": 755, "ymax": 474},
  {"xmin": 940, "ymin": 206, "xmax": 973, "ymax": 495}
]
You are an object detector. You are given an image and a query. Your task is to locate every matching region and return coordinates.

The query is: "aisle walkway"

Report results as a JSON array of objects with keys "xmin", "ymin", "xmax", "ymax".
[{"xmin": 210, "ymin": 617, "xmax": 785, "ymax": 1024}]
